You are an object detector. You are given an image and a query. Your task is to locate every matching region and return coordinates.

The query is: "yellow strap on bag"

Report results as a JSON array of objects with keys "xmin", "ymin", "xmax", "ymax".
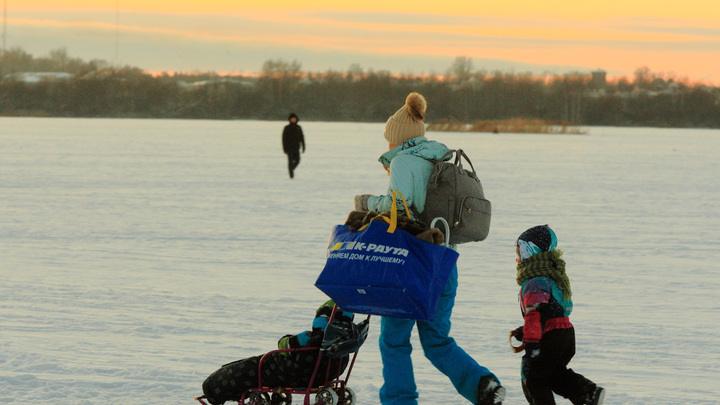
[
  {"xmin": 387, "ymin": 190, "xmax": 411, "ymax": 233},
  {"xmin": 357, "ymin": 190, "xmax": 411, "ymax": 233}
]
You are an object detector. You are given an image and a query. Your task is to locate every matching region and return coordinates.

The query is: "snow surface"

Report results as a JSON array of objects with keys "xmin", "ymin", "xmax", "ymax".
[{"xmin": 1, "ymin": 117, "xmax": 719, "ymax": 405}]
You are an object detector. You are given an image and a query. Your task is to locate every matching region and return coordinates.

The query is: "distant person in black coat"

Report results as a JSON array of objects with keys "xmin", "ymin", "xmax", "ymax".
[{"xmin": 282, "ymin": 113, "xmax": 305, "ymax": 178}]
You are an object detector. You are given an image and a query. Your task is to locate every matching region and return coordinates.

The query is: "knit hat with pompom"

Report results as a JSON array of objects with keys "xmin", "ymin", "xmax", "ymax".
[{"xmin": 383, "ymin": 92, "xmax": 427, "ymax": 145}]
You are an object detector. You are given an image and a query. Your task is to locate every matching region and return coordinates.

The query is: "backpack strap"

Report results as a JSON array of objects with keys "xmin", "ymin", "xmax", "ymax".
[
  {"xmin": 429, "ymin": 149, "xmax": 456, "ymax": 184},
  {"xmin": 455, "ymin": 149, "xmax": 478, "ymax": 175}
]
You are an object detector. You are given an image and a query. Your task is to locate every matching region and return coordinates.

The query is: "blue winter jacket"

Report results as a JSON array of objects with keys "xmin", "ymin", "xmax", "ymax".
[{"xmin": 366, "ymin": 136, "xmax": 450, "ymax": 217}]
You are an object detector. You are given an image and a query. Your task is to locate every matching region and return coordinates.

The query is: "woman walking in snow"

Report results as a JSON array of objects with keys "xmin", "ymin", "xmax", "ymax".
[{"xmin": 353, "ymin": 92, "xmax": 505, "ymax": 405}]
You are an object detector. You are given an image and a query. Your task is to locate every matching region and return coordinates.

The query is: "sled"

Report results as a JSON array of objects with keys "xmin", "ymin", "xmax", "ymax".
[{"xmin": 196, "ymin": 305, "xmax": 370, "ymax": 405}]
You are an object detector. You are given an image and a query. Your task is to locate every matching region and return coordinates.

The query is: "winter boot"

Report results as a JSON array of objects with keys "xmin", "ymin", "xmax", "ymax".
[
  {"xmin": 585, "ymin": 386, "xmax": 605, "ymax": 405},
  {"xmin": 476, "ymin": 375, "xmax": 506, "ymax": 405}
]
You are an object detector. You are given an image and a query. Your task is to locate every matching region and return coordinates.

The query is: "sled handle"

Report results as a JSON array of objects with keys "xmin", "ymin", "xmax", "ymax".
[{"xmin": 430, "ymin": 217, "xmax": 451, "ymax": 246}]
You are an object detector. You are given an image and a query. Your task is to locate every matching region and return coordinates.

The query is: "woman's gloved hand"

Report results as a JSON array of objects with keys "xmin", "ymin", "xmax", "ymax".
[{"xmin": 354, "ymin": 194, "xmax": 373, "ymax": 211}]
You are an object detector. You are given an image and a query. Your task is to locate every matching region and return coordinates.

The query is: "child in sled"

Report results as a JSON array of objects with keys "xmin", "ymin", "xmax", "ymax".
[
  {"xmin": 201, "ymin": 300, "xmax": 357, "ymax": 405},
  {"xmin": 509, "ymin": 225, "xmax": 605, "ymax": 405}
]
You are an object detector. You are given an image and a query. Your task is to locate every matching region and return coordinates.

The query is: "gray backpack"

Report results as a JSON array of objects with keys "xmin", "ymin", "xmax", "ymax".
[{"xmin": 419, "ymin": 149, "xmax": 491, "ymax": 244}]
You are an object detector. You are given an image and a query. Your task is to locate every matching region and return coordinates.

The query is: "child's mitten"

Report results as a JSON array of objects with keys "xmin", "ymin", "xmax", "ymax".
[
  {"xmin": 511, "ymin": 326, "xmax": 524, "ymax": 342},
  {"xmin": 509, "ymin": 326, "xmax": 525, "ymax": 353}
]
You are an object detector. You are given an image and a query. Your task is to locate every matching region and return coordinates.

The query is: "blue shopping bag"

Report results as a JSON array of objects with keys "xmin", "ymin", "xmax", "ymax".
[{"xmin": 315, "ymin": 191, "xmax": 459, "ymax": 321}]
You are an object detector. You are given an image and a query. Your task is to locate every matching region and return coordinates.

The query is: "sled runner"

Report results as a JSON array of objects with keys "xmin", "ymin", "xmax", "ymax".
[{"xmin": 196, "ymin": 305, "xmax": 370, "ymax": 405}]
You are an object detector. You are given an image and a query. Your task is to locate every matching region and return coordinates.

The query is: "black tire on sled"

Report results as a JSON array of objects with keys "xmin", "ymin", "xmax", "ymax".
[
  {"xmin": 247, "ymin": 392, "xmax": 271, "ymax": 405},
  {"xmin": 271, "ymin": 392, "xmax": 292, "ymax": 404},
  {"xmin": 340, "ymin": 387, "xmax": 355, "ymax": 405},
  {"xmin": 314, "ymin": 388, "xmax": 338, "ymax": 405}
]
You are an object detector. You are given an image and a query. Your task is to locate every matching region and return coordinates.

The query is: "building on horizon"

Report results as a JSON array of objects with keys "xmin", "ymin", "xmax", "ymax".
[{"xmin": 591, "ymin": 69, "xmax": 607, "ymax": 89}]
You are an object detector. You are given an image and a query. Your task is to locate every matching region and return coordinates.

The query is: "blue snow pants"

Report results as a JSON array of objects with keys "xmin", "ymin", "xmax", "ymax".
[{"xmin": 378, "ymin": 265, "xmax": 498, "ymax": 404}]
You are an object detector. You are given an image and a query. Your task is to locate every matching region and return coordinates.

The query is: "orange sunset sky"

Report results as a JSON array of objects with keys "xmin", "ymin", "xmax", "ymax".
[{"xmin": 5, "ymin": 0, "xmax": 720, "ymax": 84}]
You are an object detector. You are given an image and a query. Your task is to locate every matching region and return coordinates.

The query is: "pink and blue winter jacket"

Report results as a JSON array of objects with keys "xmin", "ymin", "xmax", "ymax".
[{"xmin": 519, "ymin": 276, "xmax": 573, "ymax": 343}]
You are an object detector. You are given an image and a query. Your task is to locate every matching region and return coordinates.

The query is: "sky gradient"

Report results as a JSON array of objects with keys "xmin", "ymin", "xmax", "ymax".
[{"xmin": 5, "ymin": 1, "xmax": 720, "ymax": 84}]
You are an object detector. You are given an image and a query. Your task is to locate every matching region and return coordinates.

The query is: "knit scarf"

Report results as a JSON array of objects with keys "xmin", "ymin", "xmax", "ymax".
[{"xmin": 516, "ymin": 249, "xmax": 572, "ymax": 300}]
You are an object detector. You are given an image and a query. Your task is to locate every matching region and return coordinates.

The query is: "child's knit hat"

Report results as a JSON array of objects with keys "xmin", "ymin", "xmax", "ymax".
[
  {"xmin": 383, "ymin": 92, "xmax": 427, "ymax": 145},
  {"xmin": 516, "ymin": 225, "xmax": 557, "ymax": 260}
]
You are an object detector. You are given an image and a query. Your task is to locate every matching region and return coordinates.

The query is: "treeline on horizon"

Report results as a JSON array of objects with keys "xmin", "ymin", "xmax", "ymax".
[{"xmin": 1, "ymin": 47, "xmax": 719, "ymax": 128}]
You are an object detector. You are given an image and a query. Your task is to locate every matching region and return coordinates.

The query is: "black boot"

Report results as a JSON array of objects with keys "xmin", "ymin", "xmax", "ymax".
[
  {"xmin": 477, "ymin": 375, "xmax": 506, "ymax": 405},
  {"xmin": 585, "ymin": 386, "xmax": 605, "ymax": 405}
]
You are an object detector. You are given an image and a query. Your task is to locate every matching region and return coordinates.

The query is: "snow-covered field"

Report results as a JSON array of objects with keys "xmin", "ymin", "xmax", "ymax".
[{"xmin": 1, "ymin": 117, "xmax": 718, "ymax": 405}]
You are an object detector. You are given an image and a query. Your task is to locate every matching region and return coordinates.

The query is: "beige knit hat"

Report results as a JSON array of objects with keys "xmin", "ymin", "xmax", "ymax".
[{"xmin": 384, "ymin": 92, "xmax": 427, "ymax": 145}]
